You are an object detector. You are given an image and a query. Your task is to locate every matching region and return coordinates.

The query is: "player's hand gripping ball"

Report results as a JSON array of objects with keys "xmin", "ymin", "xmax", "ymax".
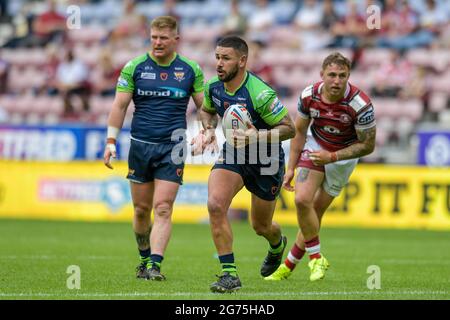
[{"xmin": 222, "ymin": 104, "xmax": 253, "ymax": 146}]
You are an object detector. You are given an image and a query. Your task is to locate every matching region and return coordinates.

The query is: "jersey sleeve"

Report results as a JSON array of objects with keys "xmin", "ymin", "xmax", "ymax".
[
  {"xmin": 180, "ymin": 56, "xmax": 205, "ymax": 94},
  {"xmin": 355, "ymin": 103, "xmax": 376, "ymax": 130},
  {"xmin": 116, "ymin": 54, "xmax": 148, "ymax": 93},
  {"xmin": 297, "ymin": 85, "xmax": 313, "ymax": 119},
  {"xmin": 350, "ymin": 91, "xmax": 376, "ymax": 130},
  {"xmin": 252, "ymin": 85, "xmax": 288, "ymax": 127},
  {"xmin": 116, "ymin": 60, "xmax": 136, "ymax": 93},
  {"xmin": 192, "ymin": 62, "xmax": 204, "ymax": 94},
  {"xmin": 202, "ymin": 79, "xmax": 216, "ymax": 113}
]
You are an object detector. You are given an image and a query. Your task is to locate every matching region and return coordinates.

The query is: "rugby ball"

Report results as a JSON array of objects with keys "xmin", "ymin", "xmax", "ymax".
[{"xmin": 222, "ymin": 104, "xmax": 252, "ymax": 138}]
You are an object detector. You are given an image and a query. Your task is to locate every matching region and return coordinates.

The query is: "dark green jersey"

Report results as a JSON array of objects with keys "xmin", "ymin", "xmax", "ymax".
[
  {"xmin": 203, "ymin": 71, "xmax": 287, "ymax": 129},
  {"xmin": 117, "ymin": 53, "xmax": 204, "ymax": 143},
  {"xmin": 203, "ymin": 71, "xmax": 288, "ymax": 163}
]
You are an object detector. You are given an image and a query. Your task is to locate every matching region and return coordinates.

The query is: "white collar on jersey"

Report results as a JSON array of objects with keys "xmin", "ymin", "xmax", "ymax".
[{"xmin": 318, "ymin": 82, "xmax": 351, "ymax": 99}]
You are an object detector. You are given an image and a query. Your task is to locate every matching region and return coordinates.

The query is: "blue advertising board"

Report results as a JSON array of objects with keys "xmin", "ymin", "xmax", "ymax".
[
  {"xmin": 417, "ymin": 130, "xmax": 450, "ymax": 166},
  {"xmin": 0, "ymin": 125, "xmax": 131, "ymax": 161}
]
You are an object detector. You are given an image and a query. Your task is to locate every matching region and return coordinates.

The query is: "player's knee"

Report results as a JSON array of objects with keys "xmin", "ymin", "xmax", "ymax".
[
  {"xmin": 153, "ymin": 201, "xmax": 173, "ymax": 219},
  {"xmin": 252, "ymin": 223, "xmax": 270, "ymax": 236},
  {"xmin": 134, "ymin": 203, "xmax": 151, "ymax": 220},
  {"xmin": 207, "ymin": 197, "xmax": 227, "ymax": 217},
  {"xmin": 295, "ymin": 195, "xmax": 314, "ymax": 211}
]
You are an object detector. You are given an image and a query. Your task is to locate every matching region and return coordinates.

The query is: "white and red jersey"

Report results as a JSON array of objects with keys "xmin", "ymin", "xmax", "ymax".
[{"xmin": 297, "ymin": 81, "xmax": 376, "ymax": 152}]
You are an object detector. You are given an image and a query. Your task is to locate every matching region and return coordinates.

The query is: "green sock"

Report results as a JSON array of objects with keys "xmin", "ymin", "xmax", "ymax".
[
  {"xmin": 147, "ymin": 261, "xmax": 161, "ymax": 270},
  {"xmin": 269, "ymin": 236, "xmax": 284, "ymax": 254},
  {"xmin": 139, "ymin": 248, "xmax": 151, "ymax": 265},
  {"xmin": 140, "ymin": 256, "xmax": 151, "ymax": 265},
  {"xmin": 222, "ymin": 263, "xmax": 237, "ymax": 276},
  {"xmin": 148, "ymin": 254, "xmax": 163, "ymax": 270},
  {"xmin": 219, "ymin": 253, "xmax": 237, "ymax": 276}
]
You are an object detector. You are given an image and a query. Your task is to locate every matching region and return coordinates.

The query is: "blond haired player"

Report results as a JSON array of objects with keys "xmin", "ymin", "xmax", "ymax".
[{"xmin": 265, "ymin": 52, "xmax": 376, "ymax": 282}]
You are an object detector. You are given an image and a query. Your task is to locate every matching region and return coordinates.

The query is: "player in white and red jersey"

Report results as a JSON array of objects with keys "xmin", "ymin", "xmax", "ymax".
[
  {"xmin": 298, "ymin": 81, "xmax": 374, "ymax": 154},
  {"xmin": 265, "ymin": 52, "xmax": 376, "ymax": 282}
]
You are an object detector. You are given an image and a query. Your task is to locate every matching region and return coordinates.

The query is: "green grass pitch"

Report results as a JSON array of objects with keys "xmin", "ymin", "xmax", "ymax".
[{"xmin": 0, "ymin": 219, "xmax": 448, "ymax": 300}]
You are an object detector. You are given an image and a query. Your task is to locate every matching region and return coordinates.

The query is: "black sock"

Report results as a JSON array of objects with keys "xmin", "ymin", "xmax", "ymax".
[
  {"xmin": 149, "ymin": 254, "xmax": 163, "ymax": 269},
  {"xmin": 139, "ymin": 248, "xmax": 151, "ymax": 265}
]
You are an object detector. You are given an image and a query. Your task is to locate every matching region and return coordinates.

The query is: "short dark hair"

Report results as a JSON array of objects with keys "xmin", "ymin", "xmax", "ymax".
[
  {"xmin": 322, "ymin": 52, "xmax": 351, "ymax": 71},
  {"xmin": 216, "ymin": 36, "xmax": 248, "ymax": 56}
]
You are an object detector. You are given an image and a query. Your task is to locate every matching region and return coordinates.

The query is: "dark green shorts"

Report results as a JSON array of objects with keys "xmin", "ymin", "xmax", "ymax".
[
  {"xmin": 212, "ymin": 143, "xmax": 285, "ymax": 201},
  {"xmin": 127, "ymin": 139, "xmax": 185, "ymax": 184},
  {"xmin": 212, "ymin": 162, "xmax": 284, "ymax": 201}
]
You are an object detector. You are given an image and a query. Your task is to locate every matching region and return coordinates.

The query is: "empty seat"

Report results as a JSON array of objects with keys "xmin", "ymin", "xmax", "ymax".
[
  {"xmin": 0, "ymin": 95, "xmax": 16, "ymax": 113},
  {"xmin": 401, "ymin": 99, "xmax": 423, "ymax": 121},
  {"xmin": 429, "ymin": 71, "xmax": 450, "ymax": 93},
  {"xmin": 429, "ymin": 92, "xmax": 449, "ymax": 112},
  {"xmin": 67, "ymin": 26, "xmax": 108, "ymax": 44},
  {"xmin": 360, "ymin": 48, "xmax": 392, "ymax": 69}
]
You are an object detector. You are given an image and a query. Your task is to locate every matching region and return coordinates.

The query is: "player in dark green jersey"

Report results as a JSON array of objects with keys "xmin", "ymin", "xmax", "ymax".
[
  {"xmin": 103, "ymin": 16, "xmax": 204, "ymax": 281},
  {"xmin": 192, "ymin": 36, "xmax": 295, "ymax": 293}
]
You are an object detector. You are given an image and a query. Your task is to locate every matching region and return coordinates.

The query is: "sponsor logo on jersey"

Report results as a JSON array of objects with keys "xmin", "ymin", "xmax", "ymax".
[
  {"xmin": 137, "ymin": 87, "xmax": 187, "ymax": 98},
  {"xmin": 340, "ymin": 113, "xmax": 352, "ymax": 124},
  {"xmin": 117, "ymin": 76, "xmax": 128, "ymax": 87},
  {"xmin": 141, "ymin": 72, "xmax": 156, "ymax": 80},
  {"xmin": 358, "ymin": 106, "xmax": 375, "ymax": 125},
  {"xmin": 310, "ymin": 108, "xmax": 320, "ymax": 118},
  {"xmin": 174, "ymin": 72, "xmax": 185, "ymax": 82},
  {"xmin": 323, "ymin": 125, "xmax": 341, "ymax": 134},
  {"xmin": 174, "ymin": 67, "xmax": 184, "ymax": 71},
  {"xmin": 270, "ymin": 98, "xmax": 284, "ymax": 115},
  {"xmin": 212, "ymin": 96, "xmax": 221, "ymax": 107},
  {"xmin": 237, "ymin": 97, "xmax": 246, "ymax": 101},
  {"xmin": 160, "ymin": 72, "xmax": 168, "ymax": 81},
  {"xmin": 137, "ymin": 88, "xmax": 170, "ymax": 97}
]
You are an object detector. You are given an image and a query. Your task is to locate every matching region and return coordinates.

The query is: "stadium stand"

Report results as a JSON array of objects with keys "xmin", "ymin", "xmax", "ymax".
[{"xmin": 0, "ymin": 0, "xmax": 449, "ymax": 164}]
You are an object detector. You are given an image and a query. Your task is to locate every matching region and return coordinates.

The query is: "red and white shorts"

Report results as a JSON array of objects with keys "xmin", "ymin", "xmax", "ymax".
[{"xmin": 297, "ymin": 135, "xmax": 358, "ymax": 197}]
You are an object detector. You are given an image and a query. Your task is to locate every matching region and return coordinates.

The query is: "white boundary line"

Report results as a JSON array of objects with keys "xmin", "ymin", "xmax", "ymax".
[
  {"xmin": 2, "ymin": 256, "xmax": 450, "ymax": 266},
  {"xmin": 0, "ymin": 291, "xmax": 448, "ymax": 298}
]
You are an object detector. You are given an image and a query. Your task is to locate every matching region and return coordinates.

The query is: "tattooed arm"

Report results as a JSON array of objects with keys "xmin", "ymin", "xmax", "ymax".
[
  {"xmin": 309, "ymin": 126, "xmax": 376, "ymax": 165},
  {"xmin": 337, "ymin": 126, "xmax": 376, "ymax": 160}
]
